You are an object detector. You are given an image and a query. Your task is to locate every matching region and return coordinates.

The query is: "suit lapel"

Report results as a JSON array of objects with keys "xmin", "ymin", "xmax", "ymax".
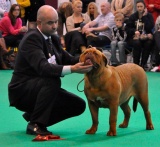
[{"xmin": 51, "ymin": 36, "xmax": 62, "ymax": 64}]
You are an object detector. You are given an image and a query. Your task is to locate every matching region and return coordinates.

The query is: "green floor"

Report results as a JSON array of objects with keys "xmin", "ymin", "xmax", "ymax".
[{"xmin": 0, "ymin": 70, "xmax": 160, "ymax": 147}]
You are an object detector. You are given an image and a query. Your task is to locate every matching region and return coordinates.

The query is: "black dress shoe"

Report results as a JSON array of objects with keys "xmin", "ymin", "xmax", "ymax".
[
  {"xmin": 22, "ymin": 112, "xmax": 30, "ymax": 122},
  {"xmin": 26, "ymin": 123, "xmax": 52, "ymax": 135}
]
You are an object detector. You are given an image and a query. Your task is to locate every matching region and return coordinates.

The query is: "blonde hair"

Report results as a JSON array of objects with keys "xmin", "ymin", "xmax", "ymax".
[
  {"xmin": 87, "ymin": 2, "xmax": 99, "ymax": 19},
  {"xmin": 114, "ymin": 13, "xmax": 124, "ymax": 21},
  {"xmin": 72, "ymin": 0, "xmax": 82, "ymax": 8}
]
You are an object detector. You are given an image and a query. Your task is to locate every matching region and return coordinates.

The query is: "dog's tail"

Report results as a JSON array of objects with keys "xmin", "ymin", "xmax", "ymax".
[{"xmin": 133, "ymin": 97, "xmax": 138, "ymax": 112}]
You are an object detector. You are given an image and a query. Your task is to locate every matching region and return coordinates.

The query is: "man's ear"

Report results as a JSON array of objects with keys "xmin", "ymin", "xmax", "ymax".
[{"xmin": 37, "ymin": 20, "xmax": 41, "ymax": 25}]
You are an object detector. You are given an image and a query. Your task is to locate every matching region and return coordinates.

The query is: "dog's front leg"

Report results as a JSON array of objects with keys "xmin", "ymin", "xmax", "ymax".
[
  {"xmin": 107, "ymin": 104, "xmax": 118, "ymax": 136},
  {"xmin": 86, "ymin": 100, "xmax": 99, "ymax": 134}
]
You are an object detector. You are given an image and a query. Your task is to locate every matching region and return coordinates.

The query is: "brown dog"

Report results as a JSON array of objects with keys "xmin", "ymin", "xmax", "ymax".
[{"xmin": 79, "ymin": 47, "xmax": 154, "ymax": 136}]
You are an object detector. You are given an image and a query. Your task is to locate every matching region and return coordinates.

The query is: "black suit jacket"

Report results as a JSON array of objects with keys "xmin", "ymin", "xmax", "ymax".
[{"xmin": 8, "ymin": 29, "xmax": 79, "ymax": 106}]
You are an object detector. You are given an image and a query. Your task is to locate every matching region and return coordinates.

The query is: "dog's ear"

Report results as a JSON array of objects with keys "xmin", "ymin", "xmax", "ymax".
[{"xmin": 102, "ymin": 54, "xmax": 108, "ymax": 66}]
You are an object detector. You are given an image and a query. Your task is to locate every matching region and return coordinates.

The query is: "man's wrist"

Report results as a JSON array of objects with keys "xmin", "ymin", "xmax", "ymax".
[{"xmin": 62, "ymin": 66, "xmax": 71, "ymax": 76}]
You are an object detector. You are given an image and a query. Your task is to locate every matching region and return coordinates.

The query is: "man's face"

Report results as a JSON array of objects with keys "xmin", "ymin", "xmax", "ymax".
[
  {"xmin": 39, "ymin": 11, "xmax": 58, "ymax": 36},
  {"xmin": 100, "ymin": 3, "xmax": 108, "ymax": 15}
]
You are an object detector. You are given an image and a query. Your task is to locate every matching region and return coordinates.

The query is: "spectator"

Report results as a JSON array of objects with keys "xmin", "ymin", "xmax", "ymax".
[
  {"xmin": 8, "ymin": 5, "xmax": 93, "ymax": 136},
  {"xmin": 111, "ymin": 0, "xmax": 134, "ymax": 23},
  {"xmin": 144, "ymin": 0, "xmax": 160, "ymax": 23},
  {"xmin": 151, "ymin": 16, "xmax": 160, "ymax": 72},
  {"xmin": 70, "ymin": 0, "xmax": 95, "ymax": 13},
  {"xmin": 81, "ymin": 0, "xmax": 95, "ymax": 13},
  {"xmin": 0, "ymin": 0, "xmax": 17, "ymax": 20},
  {"xmin": 65, "ymin": 0, "xmax": 91, "ymax": 55},
  {"xmin": 0, "ymin": 4, "xmax": 27, "ymax": 47},
  {"xmin": 110, "ymin": 13, "xmax": 127, "ymax": 66},
  {"xmin": 25, "ymin": 0, "xmax": 45, "ymax": 29},
  {"xmin": 0, "ymin": 31, "xmax": 13, "ymax": 69},
  {"xmin": 82, "ymin": 2, "xmax": 115, "ymax": 48},
  {"xmin": 16, "ymin": 0, "xmax": 31, "ymax": 26},
  {"xmin": 57, "ymin": 2, "xmax": 73, "ymax": 47},
  {"xmin": 125, "ymin": 0, "xmax": 154, "ymax": 70},
  {"xmin": 86, "ymin": 2, "xmax": 99, "ymax": 21}
]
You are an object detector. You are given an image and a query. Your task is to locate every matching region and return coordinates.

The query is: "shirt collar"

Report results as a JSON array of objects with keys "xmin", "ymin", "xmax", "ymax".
[{"xmin": 37, "ymin": 26, "xmax": 50, "ymax": 40}]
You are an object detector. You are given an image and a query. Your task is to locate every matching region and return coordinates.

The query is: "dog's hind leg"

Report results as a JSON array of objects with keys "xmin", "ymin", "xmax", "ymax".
[
  {"xmin": 119, "ymin": 99, "xmax": 131, "ymax": 128},
  {"xmin": 137, "ymin": 94, "xmax": 154, "ymax": 130}
]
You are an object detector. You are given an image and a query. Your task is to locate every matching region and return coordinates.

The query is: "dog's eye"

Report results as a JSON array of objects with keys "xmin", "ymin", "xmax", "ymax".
[{"xmin": 94, "ymin": 52, "xmax": 99, "ymax": 56}]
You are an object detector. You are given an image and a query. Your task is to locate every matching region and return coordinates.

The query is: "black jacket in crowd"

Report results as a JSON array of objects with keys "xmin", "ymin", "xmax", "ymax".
[{"xmin": 125, "ymin": 11, "xmax": 154, "ymax": 40}]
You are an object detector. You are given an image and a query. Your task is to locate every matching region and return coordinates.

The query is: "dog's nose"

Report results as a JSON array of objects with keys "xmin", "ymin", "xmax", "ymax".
[{"xmin": 87, "ymin": 52, "xmax": 92, "ymax": 55}]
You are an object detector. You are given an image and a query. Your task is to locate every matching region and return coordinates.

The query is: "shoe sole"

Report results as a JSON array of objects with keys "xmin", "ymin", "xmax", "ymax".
[{"xmin": 26, "ymin": 129, "xmax": 52, "ymax": 135}]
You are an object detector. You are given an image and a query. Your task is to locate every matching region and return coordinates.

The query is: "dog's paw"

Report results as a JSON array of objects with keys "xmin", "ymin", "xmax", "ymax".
[
  {"xmin": 119, "ymin": 122, "xmax": 128, "ymax": 128},
  {"xmin": 85, "ymin": 126, "xmax": 97, "ymax": 134},
  {"xmin": 146, "ymin": 124, "xmax": 154, "ymax": 130},
  {"xmin": 107, "ymin": 130, "xmax": 117, "ymax": 136}
]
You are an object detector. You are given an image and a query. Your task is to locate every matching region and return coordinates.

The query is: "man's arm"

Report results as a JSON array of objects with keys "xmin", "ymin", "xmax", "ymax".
[{"xmin": 82, "ymin": 21, "xmax": 97, "ymax": 34}]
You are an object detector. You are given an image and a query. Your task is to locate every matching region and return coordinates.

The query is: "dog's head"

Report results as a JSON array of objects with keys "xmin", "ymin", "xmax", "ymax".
[{"xmin": 79, "ymin": 47, "xmax": 108, "ymax": 74}]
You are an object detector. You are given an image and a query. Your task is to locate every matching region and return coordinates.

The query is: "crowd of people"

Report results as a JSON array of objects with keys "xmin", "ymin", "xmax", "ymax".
[
  {"xmin": 0, "ymin": 0, "xmax": 159, "ymax": 136},
  {"xmin": 0, "ymin": 0, "xmax": 160, "ymax": 71}
]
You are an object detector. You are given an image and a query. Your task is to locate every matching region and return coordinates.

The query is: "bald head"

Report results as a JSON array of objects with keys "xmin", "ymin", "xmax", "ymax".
[
  {"xmin": 37, "ymin": 5, "xmax": 58, "ymax": 36},
  {"xmin": 37, "ymin": 5, "xmax": 58, "ymax": 21},
  {"xmin": 101, "ymin": 2, "xmax": 111, "ymax": 9},
  {"xmin": 100, "ymin": 2, "xmax": 111, "ymax": 15}
]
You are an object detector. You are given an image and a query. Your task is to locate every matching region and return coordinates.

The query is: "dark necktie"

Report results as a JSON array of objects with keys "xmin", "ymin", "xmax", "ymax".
[
  {"xmin": 46, "ymin": 37, "xmax": 55, "ymax": 56},
  {"xmin": 46, "ymin": 37, "xmax": 61, "ymax": 64}
]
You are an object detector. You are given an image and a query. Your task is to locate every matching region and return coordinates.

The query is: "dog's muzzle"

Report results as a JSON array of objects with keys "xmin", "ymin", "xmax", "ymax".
[{"xmin": 84, "ymin": 53, "xmax": 100, "ymax": 69}]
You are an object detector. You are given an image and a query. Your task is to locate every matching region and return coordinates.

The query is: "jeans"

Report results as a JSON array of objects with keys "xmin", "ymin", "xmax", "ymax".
[{"xmin": 110, "ymin": 40, "xmax": 126, "ymax": 64}]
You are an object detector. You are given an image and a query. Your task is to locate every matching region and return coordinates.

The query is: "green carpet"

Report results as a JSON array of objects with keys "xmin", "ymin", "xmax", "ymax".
[{"xmin": 0, "ymin": 70, "xmax": 160, "ymax": 147}]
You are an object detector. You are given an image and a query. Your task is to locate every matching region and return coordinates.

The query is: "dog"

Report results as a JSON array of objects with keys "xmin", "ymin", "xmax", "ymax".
[{"xmin": 79, "ymin": 47, "xmax": 154, "ymax": 136}]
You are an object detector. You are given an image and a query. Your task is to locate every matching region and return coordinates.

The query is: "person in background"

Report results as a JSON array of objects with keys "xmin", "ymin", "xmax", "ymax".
[
  {"xmin": 151, "ymin": 16, "xmax": 160, "ymax": 72},
  {"xmin": 111, "ymin": 0, "xmax": 134, "ymax": 23},
  {"xmin": 70, "ymin": 0, "xmax": 95, "ymax": 13},
  {"xmin": 8, "ymin": 5, "xmax": 93, "ymax": 136},
  {"xmin": 25, "ymin": 0, "xmax": 45, "ymax": 29},
  {"xmin": 144, "ymin": 0, "xmax": 160, "ymax": 23},
  {"xmin": 125, "ymin": 0, "xmax": 154, "ymax": 70},
  {"xmin": 57, "ymin": 2, "xmax": 73, "ymax": 47},
  {"xmin": 0, "ymin": 31, "xmax": 13, "ymax": 69},
  {"xmin": 86, "ymin": 2, "xmax": 99, "ymax": 21},
  {"xmin": 0, "ymin": 4, "xmax": 27, "ymax": 47},
  {"xmin": 16, "ymin": 0, "xmax": 31, "ymax": 26},
  {"xmin": 0, "ymin": 0, "xmax": 17, "ymax": 20},
  {"xmin": 81, "ymin": 0, "xmax": 95, "ymax": 13},
  {"xmin": 82, "ymin": 2, "xmax": 115, "ymax": 48},
  {"xmin": 110, "ymin": 13, "xmax": 127, "ymax": 66},
  {"xmin": 65, "ymin": 0, "xmax": 91, "ymax": 55}
]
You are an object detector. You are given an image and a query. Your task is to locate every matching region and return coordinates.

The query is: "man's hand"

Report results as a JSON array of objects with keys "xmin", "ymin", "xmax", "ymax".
[
  {"xmin": 84, "ymin": 28, "xmax": 93, "ymax": 35},
  {"xmin": 71, "ymin": 62, "xmax": 93, "ymax": 73},
  {"xmin": 116, "ymin": 21, "xmax": 123, "ymax": 28}
]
